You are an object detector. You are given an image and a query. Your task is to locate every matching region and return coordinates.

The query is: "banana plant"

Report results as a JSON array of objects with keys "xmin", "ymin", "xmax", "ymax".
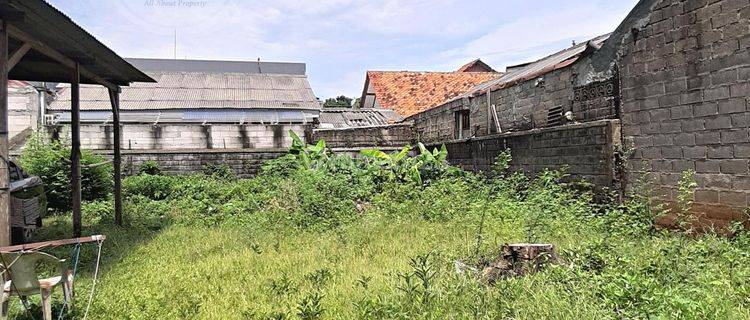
[{"xmin": 289, "ymin": 130, "xmax": 328, "ymax": 170}]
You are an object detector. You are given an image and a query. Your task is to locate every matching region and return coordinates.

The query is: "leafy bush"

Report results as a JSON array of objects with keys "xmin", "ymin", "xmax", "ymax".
[
  {"xmin": 123, "ymin": 174, "xmax": 176, "ymax": 201},
  {"xmin": 202, "ymin": 163, "xmax": 236, "ymax": 180},
  {"xmin": 26, "ymin": 136, "xmax": 750, "ymax": 319},
  {"xmin": 19, "ymin": 132, "xmax": 112, "ymax": 212},
  {"xmin": 261, "ymin": 154, "xmax": 300, "ymax": 177},
  {"xmin": 138, "ymin": 160, "xmax": 162, "ymax": 175}
]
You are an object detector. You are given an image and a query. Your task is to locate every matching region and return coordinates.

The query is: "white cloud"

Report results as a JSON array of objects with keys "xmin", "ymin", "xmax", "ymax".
[
  {"xmin": 437, "ymin": 0, "xmax": 639, "ymax": 71},
  {"xmin": 47, "ymin": 0, "xmax": 641, "ymax": 98}
]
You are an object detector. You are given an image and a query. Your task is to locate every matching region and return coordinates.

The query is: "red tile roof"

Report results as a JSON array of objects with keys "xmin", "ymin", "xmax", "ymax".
[
  {"xmin": 366, "ymin": 70, "xmax": 500, "ymax": 118},
  {"xmin": 456, "ymin": 59, "xmax": 496, "ymax": 72}
]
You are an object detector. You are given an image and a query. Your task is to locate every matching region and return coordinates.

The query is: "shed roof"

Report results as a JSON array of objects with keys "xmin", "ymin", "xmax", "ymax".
[
  {"xmin": 2, "ymin": 0, "xmax": 153, "ymax": 85},
  {"xmin": 318, "ymin": 108, "xmax": 403, "ymax": 129},
  {"xmin": 49, "ymin": 69, "xmax": 321, "ymax": 111}
]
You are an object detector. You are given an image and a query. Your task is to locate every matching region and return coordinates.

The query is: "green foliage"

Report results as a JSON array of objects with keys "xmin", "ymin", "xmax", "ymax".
[
  {"xmin": 361, "ymin": 143, "xmax": 460, "ymax": 186},
  {"xmin": 261, "ymin": 154, "xmax": 300, "ymax": 177},
  {"xmin": 18, "ymin": 132, "xmax": 112, "ymax": 212},
  {"xmin": 677, "ymin": 169, "xmax": 699, "ymax": 230},
  {"xmin": 202, "ymin": 163, "xmax": 236, "ymax": 180},
  {"xmin": 137, "ymin": 160, "xmax": 162, "ymax": 175},
  {"xmin": 123, "ymin": 174, "xmax": 176, "ymax": 201},
  {"xmin": 14, "ymin": 136, "xmax": 750, "ymax": 320},
  {"xmin": 322, "ymin": 95, "xmax": 353, "ymax": 108}
]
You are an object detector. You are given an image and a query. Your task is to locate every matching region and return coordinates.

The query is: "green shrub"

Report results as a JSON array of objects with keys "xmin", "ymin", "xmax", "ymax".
[
  {"xmin": 261, "ymin": 154, "xmax": 300, "ymax": 177},
  {"xmin": 202, "ymin": 163, "xmax": 236, "ymax": 180},
  {"xmin": 19, "ymin": 132, "xmax": 112, "ymax": 212},
  {"xmin": 123, "ymin": 174, "xmax": 176, "ymax": 201},
  {"xmin": 138, "ymin": 160, "xmax": 162, "ymax": 175}
]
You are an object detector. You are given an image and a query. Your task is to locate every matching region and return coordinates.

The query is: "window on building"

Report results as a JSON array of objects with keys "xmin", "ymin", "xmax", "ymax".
[{"xmin": 454, "ymin": 110, "xmax": 471, "ymax": 139}]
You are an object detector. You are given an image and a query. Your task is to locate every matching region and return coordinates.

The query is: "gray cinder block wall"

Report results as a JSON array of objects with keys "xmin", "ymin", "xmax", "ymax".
[
  {"xmin": 51, "ymin": 123, "xmax": 310, "ymax": 176},
  {"xmin": 56, "ymin": 123, "xmax": 308, "ymax": 150},
  {"xmin": 437, "ymin": 120, "xmax": 622, "ymax": 189},
  {"xmin": 617, "ymin": 0, "xmax": 750, "ymax": 228},
  {"xmin": 312, "ymin": 123, "xmax": 414, "ymax": 149},
  {"xmin": 405, "ymin": 0, "xmax": 749, "ymax": 228},
  {"xmin": 9, "ymin": 85, "xmax": 39, "ymax": 140}
]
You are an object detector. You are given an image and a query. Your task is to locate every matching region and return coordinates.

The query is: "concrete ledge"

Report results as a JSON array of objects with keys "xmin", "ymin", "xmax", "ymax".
[
  {"xmin": 94, "ymin": 148, "xmax": 289, "ymax": 155},
  {"xmin": 313, "ymin": 122, "xmax": 413, "ymax": 133},
  {"xmin": 434, "ymin": 119, "xmax": 620, "ymax": 145}
]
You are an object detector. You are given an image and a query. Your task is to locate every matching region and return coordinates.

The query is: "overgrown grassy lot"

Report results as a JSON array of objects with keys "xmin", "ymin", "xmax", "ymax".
[{"xmin": 9, "ymin": 138, "xmax": 750, "ymax": 319}]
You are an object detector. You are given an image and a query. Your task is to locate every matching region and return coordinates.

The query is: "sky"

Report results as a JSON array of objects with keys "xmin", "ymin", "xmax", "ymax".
[{"xmin": 48, "ymin": 0, "xmax": 639, "ymax": 99}]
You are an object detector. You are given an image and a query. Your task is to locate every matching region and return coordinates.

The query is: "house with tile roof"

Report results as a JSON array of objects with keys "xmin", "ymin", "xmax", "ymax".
[{"xmin": 358, "ymin": 59, "xmax": 501, "ymax": 118}]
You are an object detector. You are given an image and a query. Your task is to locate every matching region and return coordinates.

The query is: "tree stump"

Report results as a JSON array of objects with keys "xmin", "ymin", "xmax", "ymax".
[{"xmin": 481, "ymin": 243, "xmax": 558, "ymax": 283}]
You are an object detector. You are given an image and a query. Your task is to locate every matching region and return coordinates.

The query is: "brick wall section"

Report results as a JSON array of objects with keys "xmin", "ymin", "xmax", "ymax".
[
  {"xmin": 619, "ymin": 0, "xmax": 750, "ymax": 227},
  {"xmin": 54, "ymin": 123, "xmax": 309, "ymax": 150},
  {"xmin": 434, "ymin": 120, "xmax": 621, "ymax": 188},
  {"xmin": 312, "ymin": 123, "xmax": 414, "ymax": 149},
  {"xmin": 96, "ymin": 149, "xmax": 288, "ymax": 178}
]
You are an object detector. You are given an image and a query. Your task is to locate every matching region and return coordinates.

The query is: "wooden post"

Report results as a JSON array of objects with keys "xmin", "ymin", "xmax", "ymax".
[
  {"xmin": 108, "ymin": 88, "xmax": 122, "ymax": 226},
  {"xmin": 0, "ymin": 19, "xmax": 10, "ymax": 247},
  {"xmin": 70, "ymin": 62, "xmax": 81, "ymax": 237}
]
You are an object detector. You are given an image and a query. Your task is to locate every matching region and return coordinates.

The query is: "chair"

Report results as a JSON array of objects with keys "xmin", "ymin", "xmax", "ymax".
[{"xmin": 1, "ymin": 252, "xmax": 74, "ymax": 320}]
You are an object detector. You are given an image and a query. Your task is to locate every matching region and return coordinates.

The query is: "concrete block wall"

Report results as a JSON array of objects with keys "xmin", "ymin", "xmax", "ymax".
[
  {"xmin": 101, "ymin": 149, "xmax": 288, "ymax": 178},
  {"xmin": 9, "ymin": 87, "xmax": 38, "ymax": 139},
  {"xmin": 312, "ymin": 123, "xmax": 414, "ymax": 149},
  {"xmin": 411, "ymin": 58, "xmax": 618, "ymax": 145},
  {"xmin": 618, "ymin": 0, "xmax": 750, "ymax": 227},
  {"xmin": 437, "ymin": 120, "xmax": 621, "ymax": 188},
  {"xmin": 56, "ymin": 123, "xmax": 308, "ymax": 151},
  {"xmin": 410, "ymin": 100, "xmax": 462, "ymax": 144}
]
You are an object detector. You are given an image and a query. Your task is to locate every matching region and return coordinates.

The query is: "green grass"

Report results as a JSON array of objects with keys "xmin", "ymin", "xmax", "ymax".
[{"xmin": 6, "ymin": 162, "xmax": 750, "ymax": 319}]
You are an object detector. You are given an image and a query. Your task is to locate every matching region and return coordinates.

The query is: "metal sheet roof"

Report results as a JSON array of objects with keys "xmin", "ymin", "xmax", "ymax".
[
  {"xmin": 318, "ymin": 108, "xmax": 403, "ymax": 129},
  {"xmin": 451, "ymin": 34, "xmax": 611, "ymax": 102},
  {"xmin": 49, "ymin": 70, "xmax": 321, "ymax": 111},
  {"xmin": 126, "ymin": 58, "xmax": 306, "ymax": 75},
  {"xmin": 3, "ymin": 0, "xmax": 154, "ymax": 85}
]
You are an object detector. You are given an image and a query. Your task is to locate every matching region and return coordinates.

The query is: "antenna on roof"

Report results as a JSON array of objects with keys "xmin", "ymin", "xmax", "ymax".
[
  {"xmin": 257, "ymin": 57, "xmax": 262, "ymax": 74},
  {"xmin": 174, "ymin": 29, "xmax": 177, "ymax": 59}
]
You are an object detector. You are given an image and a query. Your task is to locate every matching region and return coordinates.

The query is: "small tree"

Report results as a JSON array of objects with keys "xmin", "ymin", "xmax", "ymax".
[{"xmin": 323, "ymin": 95, "xmax": 353, "ymax": 108}]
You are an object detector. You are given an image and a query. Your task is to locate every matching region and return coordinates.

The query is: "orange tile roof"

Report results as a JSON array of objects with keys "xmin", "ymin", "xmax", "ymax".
[
  {"xmin": 366, "ymin": 70, "xmax": 500, "ymax": 117},
  {"xmin": 456, "ymin": 59, "xmax": 496, "ymax": 72}
]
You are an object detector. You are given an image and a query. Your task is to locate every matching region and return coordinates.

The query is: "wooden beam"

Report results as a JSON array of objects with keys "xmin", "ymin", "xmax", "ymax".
[
  {"xmin": 70, "ymin": 61, "xmax": 81, "ymax": 238},
  {"xmin": 108, "ymin": 88, "xmax": 122, "ymax": 226},
  {"xmin": 7, "ymin": 41, "xmax": 29, "ymax": 70},
  {"xmin": 0, "ymin": 235, "xmax": 106, "ymax": 253},
  {"xmin": 6, "ymin": 25, "xmax": 119, "ymax": 91},
  {"xmin": 0, "ymin": 5, "xmax": 24, "ymax": 23},
  {"xmin": 0, "ymin": 19, "xmax": 10, "ymax": 247}
]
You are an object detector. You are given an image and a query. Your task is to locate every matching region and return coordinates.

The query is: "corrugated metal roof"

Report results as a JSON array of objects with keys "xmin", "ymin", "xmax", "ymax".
[
  {"xmin": 451, "ymin": 34, "xmax": 611, "ymax": 102},
  {"xmin": 49, "ymin": 70, "xmax": 321, "ymax": 111},
  {"xmin": 125, "ymin": 58, "xmax": 306, "ymax": 75},
  {"xmin": 52, "ymin": 109, "xmax": 317, "ymax": 124},
  {"xmin": 6, "ymin": 0, "xmax": 154, "ymax": 85},
  {"xmin": 318, "ymin": 108, "xmax": 404, "ymax": 129}
]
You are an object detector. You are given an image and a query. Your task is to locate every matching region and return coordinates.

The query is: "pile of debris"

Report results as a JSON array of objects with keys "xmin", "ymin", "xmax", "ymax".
[{"xmin": 456, "ymin": 244, "xmax": 559, "ymax": 283}]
